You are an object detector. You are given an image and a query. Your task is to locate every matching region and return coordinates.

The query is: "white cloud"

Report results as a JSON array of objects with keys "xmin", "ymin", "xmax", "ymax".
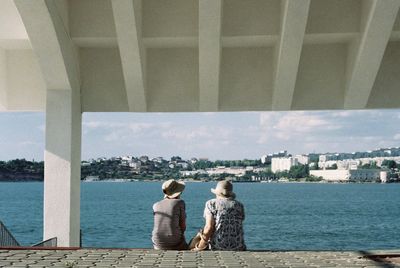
[
  {"xmin": 83, "ymin": 120, "xmax": 173, "ymax": 142},
  {"xmin": 78, "ymin": 110, "xmax": 400, "ymax": 159},
  {"xmin": 104, "ymin": 131, "xmax": 120, "ymax": 142},
  {"xmin": 83, "ymin": 121, "xmax": 108, "ymax": 128},
  {"xmin": 161, "ymin": 125, "xmax": 233, "ymax": 142},
  {"xmin": 257, "ymin": 112, "xmax": 342, "ymax": 144},
  {"xmin": 128, "ymin": 123, "xmax": 156, "ymax": 133},
  {"xmin": 274, "ymin": 112, "xmax": 340, "ymax": 133},
  {"xmin": 84, "ymin": 120, "xmax": 171, "ymax": 130},
  {"xmin": 37, "ymin": 124, "xmax": 45, "ymax": 132},
  {"xmin": 331, "ymin": 111, "xmax": 353, "ymax": 117},
  {"xmin": 158, "ymin": 125, "xmax": 234, "ymax": 159},
  {"xmin": 202, "ymin": 112, "xmax": 216, "ymax": 116},
  {"xmin": 18, "ymin": 141, "xmax": 41, "ymax": 147},
  {"xmin": 259, "ymin": 112, "xmax": 276, "ymax": 128},
  {"xmin": 162, "ymin": 126, "xmax": 213, "ymax": 141},
  {"xmin": 257, "ymin": 112, "xmax": 278, "ymax": 144}
]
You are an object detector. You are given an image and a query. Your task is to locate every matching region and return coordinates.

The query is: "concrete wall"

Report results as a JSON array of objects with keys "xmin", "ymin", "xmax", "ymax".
[
  {"xmin": 223, "ymin": 0, "xmax": 280, "ymax": 36},
  {"xmin": 143, "ymin": 0, "xmax": 198, "ymax": 37},
  {"xmin": 306, "ymin": 0, "xmax": 361, "ymax": 33},
  {"xmin": 368, "ymin": 41, "xmax": 400, "ymax": 108},
  {"xmin": 220, "ymin": 47, "xmax": 273, "ymax": 111},
  {"xmin": 80, "ymin": 48, "xmax": 128, "ymax": 112},
  {"xmin": 69, "ymin": 0, "xmax": 116, "ymax": 39},
  {"xmin": 6, "ymin": 50, "xmax": 46, "ymax": 111},
  {"xmin": 292, "ymin": 43, "xmax": 347, "ymax": 110},
  {"xmin": 146, "ymin": 48, "xmax": 199, "ymax": 112},
  {"xmin": 0, "ymin": 0, "xmax": 28, "ymax": 41}
]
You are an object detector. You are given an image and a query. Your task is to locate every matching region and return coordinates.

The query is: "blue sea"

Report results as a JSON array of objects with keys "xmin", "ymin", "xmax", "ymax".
[{"xmin": 1, "ymin": 182, "xmax": 399, "ymax": 250}]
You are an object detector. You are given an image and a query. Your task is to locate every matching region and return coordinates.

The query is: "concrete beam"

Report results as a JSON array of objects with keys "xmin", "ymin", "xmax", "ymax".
[
  {"xmin": 14, "ymin": 0, "xmax": 79, "ymax": 90},
  {"xmin": 344, "ymin": 0, "xmax": 400, "ymax": 109},
  {"xmin": 272, "ymin": 0, "xmax": 310, "ymax": 110},
  {"xmin": 303, "ymin": 33, "xmax": 358, "ymax": 45},
  {"xmin": 112, "ymin": 0, "xmax": 147, "ymax": 112},
  {"xmin": 199, "ymin": 0, "xmax": 222, "ymax": 112}
]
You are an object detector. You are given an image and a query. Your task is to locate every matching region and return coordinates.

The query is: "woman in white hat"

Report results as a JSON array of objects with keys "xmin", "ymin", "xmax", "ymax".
[
  {"xmin": 152, "ymin": 179, "xmax": 188, "ymax": 250},
  {"xmin": 194, "ymin": 180, "xmax": 246, "ymax": 251}
]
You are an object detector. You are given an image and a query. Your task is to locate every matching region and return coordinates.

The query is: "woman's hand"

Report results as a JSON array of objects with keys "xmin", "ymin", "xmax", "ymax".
[{"xmin": 196, "ymin": 214, "xmax": 215, "ymax": 250}]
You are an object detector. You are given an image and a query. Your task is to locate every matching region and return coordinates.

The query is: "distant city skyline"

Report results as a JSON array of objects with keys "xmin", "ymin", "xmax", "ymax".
[{"xmin": 0, "ymin": 110, "xmax": 400, "ymax": 161}]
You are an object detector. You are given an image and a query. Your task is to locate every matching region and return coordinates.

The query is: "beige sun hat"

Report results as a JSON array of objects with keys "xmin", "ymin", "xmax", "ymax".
[
  {"xmin": 211, "ymin": 180, "xmax": 236, "ymax": 199},
  {"xmin": 162, "ymin": 179, "xmax": 185, "ymax": 198}
]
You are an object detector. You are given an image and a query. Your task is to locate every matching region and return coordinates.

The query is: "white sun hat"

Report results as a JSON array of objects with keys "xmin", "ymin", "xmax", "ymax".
[
  {"xmin": 211, "ymin": 180, "xmax": 236, "ymax": 199},
  {"xmin": 162, "ymin": 179, "xmax": 186, "ymax": 198}
]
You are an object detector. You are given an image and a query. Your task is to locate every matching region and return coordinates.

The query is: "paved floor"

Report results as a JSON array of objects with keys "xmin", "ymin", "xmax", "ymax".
[{"xmin": 0, "ymin": 249, "xmax": 399, "ymax": 268}]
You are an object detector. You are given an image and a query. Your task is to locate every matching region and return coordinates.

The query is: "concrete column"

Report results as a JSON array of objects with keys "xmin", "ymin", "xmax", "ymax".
[{"xmin": 44, "ymin": 88, "xmax": 81, "ymax": 247}]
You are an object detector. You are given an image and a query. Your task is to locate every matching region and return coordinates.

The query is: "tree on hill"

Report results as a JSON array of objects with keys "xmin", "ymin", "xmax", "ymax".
[
  {"xmin": 359, "ymin": 161, "xmax": 379, "ymax": 169},
  {"xmin": 309, "ymin": 161, "xmax": 319, "ymax": 170},
  {"xmin": 194, "ymin": 160, "xmax": 213, "ymax": 169},
  {"xmin": 382, "ymin": 160, "xmax": 397, "ymax": 169},
  {"xmin": 289, "ymin": 164, "xmax": 309, "ymax": 179},
  {"xmin": 326, "ymin": 163, "xmax": 338, "ymax": 170}
]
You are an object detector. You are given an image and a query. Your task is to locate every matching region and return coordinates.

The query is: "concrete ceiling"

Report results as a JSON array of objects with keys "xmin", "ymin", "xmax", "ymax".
[{"xmin": 1, "ymin": 0, "xmax": 400, "ymax": 112}]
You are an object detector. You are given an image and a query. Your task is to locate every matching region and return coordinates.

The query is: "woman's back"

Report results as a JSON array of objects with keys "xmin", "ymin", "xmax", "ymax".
[
  {"xmin": 153, "ymin": 199, "xmax": 184, "ymax": 234},
  {"xmin": 204, "ymin": 198, "xmax": 246, "ymax": 250},
  {"xmin": 151, "ymin": 179, "xmax": 187, "ymax": 250}
]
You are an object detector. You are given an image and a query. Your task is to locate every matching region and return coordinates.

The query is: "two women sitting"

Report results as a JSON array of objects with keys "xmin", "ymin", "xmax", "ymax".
[{"xmin": 151, "ymin": 179, "xmax": 246, "ymax": 251}]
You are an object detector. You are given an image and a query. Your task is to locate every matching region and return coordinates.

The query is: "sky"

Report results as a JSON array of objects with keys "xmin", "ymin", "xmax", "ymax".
[{"xmin": 0, "ymin": 110, "xmax": 400, "ymax": 161}]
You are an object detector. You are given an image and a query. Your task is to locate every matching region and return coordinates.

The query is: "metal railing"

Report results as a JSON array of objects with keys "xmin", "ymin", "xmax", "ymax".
[
  {"xmin": 0, "ymin": 221, "xmax": 20, "ymax": 247},
  {"xmin": 0, "ymin": 220, "xmax": 85, "ymax": 248},
  {"xmin": 32, "ymin": 237, "xmax": 57, "ymax": 247}
]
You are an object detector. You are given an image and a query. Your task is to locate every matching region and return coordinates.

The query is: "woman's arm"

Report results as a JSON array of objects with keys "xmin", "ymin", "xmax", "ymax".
[
  {"xmin": 197, "ymin": 214, "xmax": 215, "ymax": 249},
  {"xmin": 179, "ymin": 201, "xmax": 186, "ymax": 232},
  {"xmin": 179, "ymin": 215, "xmax": 186, "ymax": 232}
]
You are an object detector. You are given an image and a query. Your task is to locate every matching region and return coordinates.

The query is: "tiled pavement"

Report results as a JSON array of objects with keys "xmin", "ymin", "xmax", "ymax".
[{"xmin": 0, "ymin": 249, "xmax": 399, "ymax": 268}]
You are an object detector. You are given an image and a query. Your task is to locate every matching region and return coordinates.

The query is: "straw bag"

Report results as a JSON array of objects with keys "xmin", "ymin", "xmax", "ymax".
[{"xmin": 188, "ymin": 229, "xmax": 208, "ymax": 251}]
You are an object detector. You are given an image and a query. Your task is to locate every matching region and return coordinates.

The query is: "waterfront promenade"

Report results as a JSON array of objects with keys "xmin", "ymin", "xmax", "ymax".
[{"xmin": 0, "ymin": 249, "xmax": 399, "ymax": 268}]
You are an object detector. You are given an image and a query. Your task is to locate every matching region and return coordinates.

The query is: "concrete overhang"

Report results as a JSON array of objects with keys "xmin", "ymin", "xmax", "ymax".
[{"xmin": 0, "ymin": 0, "xmax": 400, "ymax": 113}]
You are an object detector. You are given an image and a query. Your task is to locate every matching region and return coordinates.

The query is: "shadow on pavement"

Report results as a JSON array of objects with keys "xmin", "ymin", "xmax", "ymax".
[{"xmin": 359, "ymin": 250, "xmax": 400, "ymax": 268}]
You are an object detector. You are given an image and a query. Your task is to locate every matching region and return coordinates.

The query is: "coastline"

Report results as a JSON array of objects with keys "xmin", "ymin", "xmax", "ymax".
[
  {"xmin": 0, "ymin": 174, "xmax": 396, "ymax": 183},
  {"xmin": 1, "ymin": 179, "xmax": 393, "ymax": 184}
]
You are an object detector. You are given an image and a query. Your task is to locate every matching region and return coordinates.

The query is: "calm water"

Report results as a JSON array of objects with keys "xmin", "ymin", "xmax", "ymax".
[{"xmin": 1, "ymin": 182, "xmax": 399, "ymax": 250}]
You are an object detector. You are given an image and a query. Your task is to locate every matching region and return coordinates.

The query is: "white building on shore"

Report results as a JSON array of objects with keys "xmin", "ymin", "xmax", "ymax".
[
  {"xmin": 318, "ymin": 156, "xmax": 400, "ymax": 170},
  {"xmin": 271, "ymin": 155, "xmax": 308, "ymax": 173},
  {"xmin": 206, "ymin": 166, "xmax": 247, "ymax": 177},
  {"xmin": 181, "ymin": 166, "xmax": 249, "ymax": 177},
  {"xmin": 310, "ymin": 169, "xmax": 383, "ymax": 182},
  {"xmin": 271, "ymin": 157, "xmax": 298, "ymax": 173}
]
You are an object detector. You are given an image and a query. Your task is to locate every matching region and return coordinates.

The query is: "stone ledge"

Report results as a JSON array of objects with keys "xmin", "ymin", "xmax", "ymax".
[{"xmin": 0, "ymin": 249, "xmax": 399, "ymax": 268}]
